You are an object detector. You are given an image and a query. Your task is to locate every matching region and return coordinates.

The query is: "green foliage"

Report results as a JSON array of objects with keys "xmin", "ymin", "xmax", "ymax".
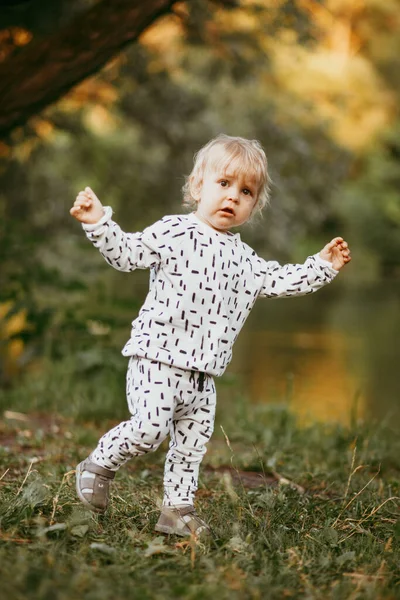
[
  {"xmin": 1, "ymin": 0, "xmax": 399, "ymax": 385},
  {"xmin": 335, "ymin": 127, "xmax": 400, "ymax": 278}
]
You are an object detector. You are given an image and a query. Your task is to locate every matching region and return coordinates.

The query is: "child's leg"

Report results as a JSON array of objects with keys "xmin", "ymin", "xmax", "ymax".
[
  {"xmin": 77, "ymin": 356, "xmax": 175, "ymax": 512},
  {"xmin": 163, "ymin": 372, "xmax": 216, "ymax": 507},
  {"xmin": 90, "ymin": 357, "xmax": 174, "ymax": 470}
]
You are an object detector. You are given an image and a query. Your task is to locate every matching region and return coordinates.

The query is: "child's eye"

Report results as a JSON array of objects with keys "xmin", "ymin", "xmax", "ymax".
[
  {"xmin": 220, "ymin": 180, "xmax": 228, "ymax": 187},
  {"xmin": 243, "ymin": 188, "xmax": 252, "ymax": 196}
]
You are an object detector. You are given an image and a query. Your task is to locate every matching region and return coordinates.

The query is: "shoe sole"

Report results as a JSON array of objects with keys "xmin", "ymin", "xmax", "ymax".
[
  {"xmin": 154, "ymin": 523, "xmax": 189, "ymax": 536},
  {"xmin": 75, "ymin": 461, "xmax": 106, "ymax": 513},
  {"xmin": 154, "ymin": 523, "xmax": 209, "ymax": 537}
]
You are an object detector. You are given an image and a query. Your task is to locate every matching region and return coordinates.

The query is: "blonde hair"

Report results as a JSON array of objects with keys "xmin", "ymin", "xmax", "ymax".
[{"xmin": 182, "ymin": 134, "xmax": 271, "ymax": 217}]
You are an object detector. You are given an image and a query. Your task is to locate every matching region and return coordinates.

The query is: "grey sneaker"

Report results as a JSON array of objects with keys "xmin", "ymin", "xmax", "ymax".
[
  {"xmin": 154, "ymin": 505, "xmax": 210, "ymax": 537},
  {"xmin": 76, "ymin": 457, "xmax": 115, "ymax": 513}
]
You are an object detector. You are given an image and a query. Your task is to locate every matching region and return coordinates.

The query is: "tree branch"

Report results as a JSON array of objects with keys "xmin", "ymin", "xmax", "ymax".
[
  {"xmin": 0, "ymin": 0, "xmax": 238, "ymax": 138},
  {"xmin": 0, "ymin": 0, "xmax": 179, "ymax": 137}
]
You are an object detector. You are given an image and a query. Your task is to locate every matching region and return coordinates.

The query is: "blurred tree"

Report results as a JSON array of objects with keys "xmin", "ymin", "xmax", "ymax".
[
  {"xmin": 335, "ymin": 125, "xmax": 400, "ymax": 279},
  {"xmin": 1, "ymin": 0, "xmax": 399, "ymax": 385},
  {"xmin": 0, "ymin": 0, "xmax": 237, "ymax": 136}
]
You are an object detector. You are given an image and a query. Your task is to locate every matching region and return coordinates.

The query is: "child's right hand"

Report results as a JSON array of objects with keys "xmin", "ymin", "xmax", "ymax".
[{"xmin": 70, "ymin": 187, "xmax": 104, "ymax": 224}]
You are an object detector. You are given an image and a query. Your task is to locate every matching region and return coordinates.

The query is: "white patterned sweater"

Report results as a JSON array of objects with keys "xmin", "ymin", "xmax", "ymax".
[{"xmin": 83, "ymin": 208, "xmax": 338, "ymax": 376}]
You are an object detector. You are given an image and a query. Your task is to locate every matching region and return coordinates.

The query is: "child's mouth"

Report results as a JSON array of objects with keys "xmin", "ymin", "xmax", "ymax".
[{"xmin": 220, "ymin": 207, "xmax": 235, "ymax": 216}]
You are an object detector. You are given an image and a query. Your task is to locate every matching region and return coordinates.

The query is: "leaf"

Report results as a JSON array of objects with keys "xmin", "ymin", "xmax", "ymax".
[
  {"xmin": 226, "ymin": 535, "xmax": 249, "ymax": 554},
  {"xmin": 321, "ymin": 527, "xmax": 339, "ymax": 546},
  {"xmin": 42, "ymin": 523, "xmax": 67, "ymax": 534},
  {"xmin": 144, "ymin": 536, "xmax": 175, "ymax": 557},
  {"xmin": 20, "ymin": 479, "xmax": 50, "ymax": 508},
  {"xmin": 70, "ymin": 524, "xmax": 89, "ymax": 538},
  {"xmin": 336, "ymin": 551, "xmax": 356, "ymax": 566},
  {"xmin": 89, "ymin": 543, "xmax": 116, "ymax": 555}
]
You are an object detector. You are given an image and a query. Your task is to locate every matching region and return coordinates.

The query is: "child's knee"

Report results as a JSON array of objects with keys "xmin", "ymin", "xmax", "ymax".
[
  {"xmin": 169, "ymin": 440, "xmax": 209, "ymax": 462},
  {"xmin": 135, "ymin": 421, "xmax": 169, "ymax": 451}
]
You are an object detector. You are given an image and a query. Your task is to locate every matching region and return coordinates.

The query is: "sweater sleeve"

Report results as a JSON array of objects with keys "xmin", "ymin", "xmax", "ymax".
[
  {"xmin": 258, "ymin": 253, "xmax": 339, "ymax": 299},
  {"xmin": 82, "ymin": 207, "xmax": 173, "ymax": 272}
]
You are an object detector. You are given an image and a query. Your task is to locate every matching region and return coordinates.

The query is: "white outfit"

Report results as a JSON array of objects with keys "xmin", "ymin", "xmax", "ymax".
[
  {"xmin": 83, "ymin": 208, "xmax": 338, "ymax": 376},
  {"xmin": 83, "ymin": 208, "xmax": 338, "ymax": 505}
]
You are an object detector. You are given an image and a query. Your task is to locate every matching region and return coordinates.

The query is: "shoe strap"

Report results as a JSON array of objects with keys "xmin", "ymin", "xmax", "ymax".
[
  {"xmin": 175, "ymin": 505, "xmax": 196, "ymax": 517},
  {"xmin": 86, "ymin": 462, "xmax": 116, "ymax": 479}
]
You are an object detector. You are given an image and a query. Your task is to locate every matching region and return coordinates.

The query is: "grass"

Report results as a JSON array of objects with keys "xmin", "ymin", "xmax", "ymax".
[{"xmin": 0, "ymin": 353, "xmax": 399, "ymax": 600}]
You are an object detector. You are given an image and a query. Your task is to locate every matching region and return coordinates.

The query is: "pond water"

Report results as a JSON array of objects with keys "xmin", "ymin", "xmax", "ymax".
[{"xmin": 218, "ymin": 279, "xmax": 400, "ymax": 426}]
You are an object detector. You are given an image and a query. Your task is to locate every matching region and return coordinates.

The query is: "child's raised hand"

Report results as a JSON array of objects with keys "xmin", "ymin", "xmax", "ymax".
[
  {"xmin": 70, "ymin": 187, "xmax": 104, "ymax": 224},
  {"xmin": 319, "ymin": 237, "xmax": 351, "ymax": 271}
]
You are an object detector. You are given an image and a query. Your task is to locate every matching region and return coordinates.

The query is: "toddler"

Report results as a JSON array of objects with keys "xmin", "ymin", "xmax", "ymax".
[{"xmin": 70, "ymin": 134, "xmax": 351, "ymax": 537}]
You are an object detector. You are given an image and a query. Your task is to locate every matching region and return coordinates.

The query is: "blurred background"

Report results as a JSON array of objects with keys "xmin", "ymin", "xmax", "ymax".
[{"xmin": 0, "ymin": 0, "xmax": 399, "ymax": 426}]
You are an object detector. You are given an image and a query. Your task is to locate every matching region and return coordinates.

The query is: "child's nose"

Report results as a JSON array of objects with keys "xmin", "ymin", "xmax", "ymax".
[{"xmin": 227, "ymin": 187, "xmax": 239, "ymax": 202}]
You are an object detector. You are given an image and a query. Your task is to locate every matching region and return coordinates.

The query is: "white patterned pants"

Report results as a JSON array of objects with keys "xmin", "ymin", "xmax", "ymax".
[{"xmin": 91, "ymin": 356, "xmax": 217, "ymax": 506}]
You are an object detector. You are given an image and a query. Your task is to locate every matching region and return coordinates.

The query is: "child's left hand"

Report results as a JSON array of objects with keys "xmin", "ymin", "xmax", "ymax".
[{"xmin": 319, "ymin": 237, "xmax": 351, "ymax": 271}]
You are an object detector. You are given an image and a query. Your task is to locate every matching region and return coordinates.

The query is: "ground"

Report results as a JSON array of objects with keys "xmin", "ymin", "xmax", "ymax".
[{"xmin": 0, "ymin": 362, "xmax": 399, "ymax": 599}]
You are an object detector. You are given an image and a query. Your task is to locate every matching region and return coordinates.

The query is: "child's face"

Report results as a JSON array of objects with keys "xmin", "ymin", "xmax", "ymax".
[{"xmin": 194, "ymin": 162, "xmax": 259, "ymax": 233}]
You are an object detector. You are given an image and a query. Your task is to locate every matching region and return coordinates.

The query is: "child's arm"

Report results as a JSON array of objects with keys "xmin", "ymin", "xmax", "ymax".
[
  {"xmin": 258, "ymin": 237, "xmax": 351, "ymax": 299},
  {"xmin": 70, "ymin": 187, "xmax": 161, "ymax": 272}
]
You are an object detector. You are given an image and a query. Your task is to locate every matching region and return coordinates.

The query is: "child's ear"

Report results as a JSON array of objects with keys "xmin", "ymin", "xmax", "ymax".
[
  {"xmin": 190, "ymin": 176, "xmax": 202, "ymax": 202},
  {"xmin": 249, "ymin": 197, "xmax": 260, "ymax": 219}
]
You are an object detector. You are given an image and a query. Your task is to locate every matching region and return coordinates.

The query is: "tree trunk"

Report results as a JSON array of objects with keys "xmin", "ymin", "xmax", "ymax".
[{"xmin": 0, "ymin": 0, "xmax": 180, "ymax": 137}]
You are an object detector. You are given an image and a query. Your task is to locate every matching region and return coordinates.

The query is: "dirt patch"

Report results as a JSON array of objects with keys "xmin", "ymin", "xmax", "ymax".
[
  {"xmin": 0, "ymin": 410, "xmax": 71, "ymax": 454},
  {"xmin": 205, "ymin": 465, "xmax": 305, "ymax": 493}
]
